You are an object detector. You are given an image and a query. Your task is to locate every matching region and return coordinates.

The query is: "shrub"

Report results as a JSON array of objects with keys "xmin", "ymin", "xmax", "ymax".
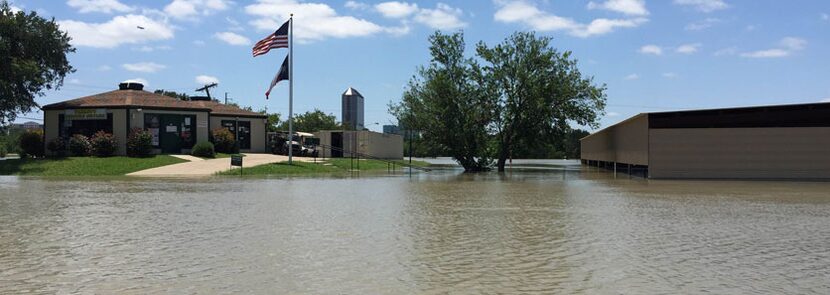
[
  {"xmin": 90, "ymin": 131, "xmax": 118, "ymax": 157},
  {"xmin": 191, "ymin": 141, "xmax": 216, "ymax": 158},
  {"xmin": 47, "ymin": 137, "xmax": 68, "ymax": 157},
  {"xmin": 126, "ymin": 128, "xmax": 153, "ymax": 157},
  {"xmin": 18, "ymin": 130, "xmax": 44, "ymax": 158},
  {"xmin": 69, "ymin": 134, "xmax": 92, "ymax": 156},
  {"xmin": 0, "ymin": 144, "xmax": 7, "ymax": 158},
  {"xmin": 211, "ymin": 128, "xmax": 237, "ymax": 154}
]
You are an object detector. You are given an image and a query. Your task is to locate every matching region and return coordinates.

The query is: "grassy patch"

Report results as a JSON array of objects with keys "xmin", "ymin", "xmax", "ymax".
[
  {"xmin": 219, "ymin": 158, "xmax": 432, "ymax": 176},
  {"xmin": 218, "ymin": 161, "xmax": 342, "ymax": 175},
  {"xmin": 0, "ymin": 156, "xmax": 187, "ymax": 176}
]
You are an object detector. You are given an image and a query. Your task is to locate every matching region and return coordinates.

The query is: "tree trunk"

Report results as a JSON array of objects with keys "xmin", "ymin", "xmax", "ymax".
[{"xmin": 497, "ymin": 144, "xmax": 509, "ymax": 172}]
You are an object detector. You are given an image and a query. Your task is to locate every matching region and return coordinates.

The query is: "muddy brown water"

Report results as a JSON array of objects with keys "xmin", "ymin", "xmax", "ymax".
[{"xmin": 1, "ymin": 169, "xmax": 829, "ymax": 294}]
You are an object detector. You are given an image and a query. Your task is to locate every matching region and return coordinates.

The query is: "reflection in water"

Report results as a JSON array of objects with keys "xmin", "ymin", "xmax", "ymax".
[{"xmin": 1, "ymin": 170, "xmax": 829, "ymax": 294}]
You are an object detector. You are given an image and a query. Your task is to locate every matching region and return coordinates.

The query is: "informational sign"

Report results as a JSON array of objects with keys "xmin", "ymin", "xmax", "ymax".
[
  {"xmin": 166, "ymin": 125, "xmax": 177, "ymax": 132},
  {"xmin": 231, "ymin": 155, "xmax": 243, "ymax": 167},
  {"xmin": 184, "ymin": 117, "xmax": 191, "ymax": 125},
  {"xmin": 66, "ymin": 109, "xmax": 106, "ymax": 120},
  {"xmin": 149, "ymin": 128, "xmax": 159, "ymax": 146}
]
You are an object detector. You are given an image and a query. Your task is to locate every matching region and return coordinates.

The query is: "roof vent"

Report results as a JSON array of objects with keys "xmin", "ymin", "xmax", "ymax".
[
  {"xmin": 190, "ymin": 96, "xmax": 212, "ymax": 101},
  {"xmin": 119, "ymin": 80, "xmax": 144, "ymax": 91}
]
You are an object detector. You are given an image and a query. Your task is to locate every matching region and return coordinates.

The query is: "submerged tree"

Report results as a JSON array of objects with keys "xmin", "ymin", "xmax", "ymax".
[
  {"xmin": 0, "ymin": 2, "xmax": 75, "ymax": 125},
  {"xmin": 390, "ymin": 31, "xmax": 605, "ymax": 172},
  {"xmin": 390, "ymin": 32, "xmax": 494, "ymax": 172},
  {"xmin": 478, "ymin": 32, "xmax": 606, "ymax": 171}
]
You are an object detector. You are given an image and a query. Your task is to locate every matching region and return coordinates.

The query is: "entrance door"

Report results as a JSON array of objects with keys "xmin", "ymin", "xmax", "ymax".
[
  {"xmin": 331, "ymin": 132, "xmax": 343, "ymax": 158},
  {"xmin": 237, "ymin": 121, "xmax": 251, "ymax": 150},
  {"xmin": 160, "ymin": 115, "xmax": 181, "ymax": 154}
]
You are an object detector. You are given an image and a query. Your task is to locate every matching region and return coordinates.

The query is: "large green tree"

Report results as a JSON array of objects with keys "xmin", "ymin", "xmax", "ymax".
[
  {"xmin": 477, "ymin": 32, "xmax": 606, "ymax": 171},
  {"xmin": 280, "ymin": 109, "xmax": 340, "ymax": 132},
  {"xmin": 390, "ymin": 31, "xmax": 605, "ymax": 172},
  {"xmin": 0, "ymin": 2, "xmax": 74, "ymax": 125},
  {"xmin": 390, "ymin": 32, "xmax": 494, "ymax": 172}
]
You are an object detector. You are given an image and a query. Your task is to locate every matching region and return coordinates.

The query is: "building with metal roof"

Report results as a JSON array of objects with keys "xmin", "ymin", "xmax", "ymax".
[
  {"xmin": 42, "ymin": 81, "xmax": 267, "ymax": 155},
  {"xmin": 341, "ymin": 87, "xmax": 364, "ymax": 130},
  {"xmin": 580, "ymin": 102, "xmax": 830, "ymax": 179}
]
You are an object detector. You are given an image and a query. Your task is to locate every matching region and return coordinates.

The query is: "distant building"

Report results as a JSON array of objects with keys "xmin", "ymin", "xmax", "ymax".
[
  {"xmin": 383, "ymin": 125, "xmax": 400, "ymax": 135},
  {"xmin": 13, "ymin": 121, "xmax": 43, "ymax": 130},
  {"xmin": 580, "ymin": 101, "xmax": 830, "ymax": 179},
  {"xmin": 315, "ymin": 130, "xmax": 403, "ymax": 159},
  {"xmin": 341, "ymin": 87, "xmax": 364, "ymax": 130}
]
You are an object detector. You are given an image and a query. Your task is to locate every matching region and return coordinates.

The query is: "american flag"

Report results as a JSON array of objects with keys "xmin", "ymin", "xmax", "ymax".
[{"xmin": 252, "ymin": 20, "xmax": 289, "ymax": 57}]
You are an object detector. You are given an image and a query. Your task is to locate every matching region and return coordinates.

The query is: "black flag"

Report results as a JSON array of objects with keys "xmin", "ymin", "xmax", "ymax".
[{"xmin": 266, "ymin": 55, "xmax": 289, "ymax": 99}]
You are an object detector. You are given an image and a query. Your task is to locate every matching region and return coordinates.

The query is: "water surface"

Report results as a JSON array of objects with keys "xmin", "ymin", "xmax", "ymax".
[{"xmin": 1, "ymin": 169, "xmax": 829, "ymax": 294}]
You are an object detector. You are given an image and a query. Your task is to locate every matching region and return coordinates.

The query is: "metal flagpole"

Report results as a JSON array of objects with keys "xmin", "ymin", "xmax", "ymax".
[{"xmin": 288, "ymin": 14, "xmax": 294, "ymax": 164}]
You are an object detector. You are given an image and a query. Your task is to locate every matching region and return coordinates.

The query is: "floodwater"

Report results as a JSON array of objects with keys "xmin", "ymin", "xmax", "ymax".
[{"xmin": 1, "ymin": 168, "xmax": 829, "ymax": 294}]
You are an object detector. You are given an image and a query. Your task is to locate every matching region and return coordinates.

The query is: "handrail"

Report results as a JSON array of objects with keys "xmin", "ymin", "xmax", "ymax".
[{"xmin": 314, "ymin": 143, "xmax": 431, "ymax": 172}]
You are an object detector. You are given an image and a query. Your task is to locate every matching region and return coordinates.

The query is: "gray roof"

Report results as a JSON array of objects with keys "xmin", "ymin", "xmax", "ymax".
[{"xmin": 342, "ymin": 87, "xmax": 363, "ymax": 97}]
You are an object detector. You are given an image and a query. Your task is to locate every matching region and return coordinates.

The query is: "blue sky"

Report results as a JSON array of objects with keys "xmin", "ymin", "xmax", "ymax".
[{"xmin": 9, "ymin": 0, "xmax": 830, "ymax": 131}]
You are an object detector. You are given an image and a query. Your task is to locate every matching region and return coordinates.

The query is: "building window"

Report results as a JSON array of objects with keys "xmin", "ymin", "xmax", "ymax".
[
  {"xmin": 59, "ymin": 113, "xmax": 113, "ymax": 138},
  {"xmin": 221, "ymin": 120, "xmax": 251, "ymax": 150}
]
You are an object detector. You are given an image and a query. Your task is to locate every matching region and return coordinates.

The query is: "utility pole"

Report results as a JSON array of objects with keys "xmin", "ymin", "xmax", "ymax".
[{"xmin": 224, "ymin": 92, "xmax": 228, "ymax": 104}]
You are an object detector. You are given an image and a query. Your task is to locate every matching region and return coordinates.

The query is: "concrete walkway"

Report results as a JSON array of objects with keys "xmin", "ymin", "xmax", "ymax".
[{"xmin": 127, "ymin": 153, "xmax": 314, "ymax": 177}]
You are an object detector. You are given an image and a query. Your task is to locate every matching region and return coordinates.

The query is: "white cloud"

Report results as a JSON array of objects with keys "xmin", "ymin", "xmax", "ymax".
[
  {"xmin": 607, "ymin": 112, "xmax": 620, "ymax": 117},
  {"xmin": 624, "ymin": 74, "xmax": 639, "ymax": 80},
  {"xmin": 639, "ymin": 44, "xmax": 662, "ymax": 55},
  {"xmin": 685, "ymin": 18, "xmax": 720, "ymax": 31},
  {"xmin": 245, "ymin": 0, "xmax": 398, "ymax": 42},
  {"xmin": 66, "ymin": 0, "xmax": 132, "ymax": 13},
  {"xmin": 662, "ymin": 72, "xmax": 678, "ymax": 78},
  {"xmin": 214, "ymin": 32, "xmax": 251, "ymax": 46},
  {"xmin": 713, "ymin": 46, "xmax": 737, "ymax": 56},
  {"xmin": 375, "ymin": 1, "xmax": 419, "ymax": 18},
  {"xmin": 122, "ymin": 62, "xmax": 166, "ymax": 73},
  {"xmin": 345, "ymin": 1, "xmax": 368, "ymax": 10},
  {"xmin": 414, "ymin": 3, "xmax": 466, "ymax": 30},
  {"xmin": 225, "ymin": 17, "xmax": 243, "ymax": 31},
  {"xmin": 165, "ymin": 0, "xmax": 230, "ymax": 20},
  {"xmin": 820, "ymin": 97, "xmax": 830, "ymax": 103},
  {"xmin": 97, "ymin": 65, "xmax": 112, "ymax": 71},
  {"xmin": 676, "ymin": 43, "xmax": 701, "ymax": 54},
  {"xmin": 780, "ymin": 37, "xmax": 806, "ymax": 50},
  {"xmin": 587, "ymin": 0, "xmax": 648, "ymax": 16},
  {"xmin": 193, "ymin": 40, "xmax": 206, "ymax": 46},
  {"xmin": 740, "ymin": 49, "xmax": 790, "ymax": 58},
  {"xmin": 674, "ymin": 0, "xmax": 728, "ymax": 12},
  {"xmin": 195, "ymin": 75, "xmax": 219, "ymax": 85},
  {"xmin": 9, "ymin": 4, "xmax": 23, "ymax": 13},
  {"xmin": 68, "ymin": 78, "xmax": 82, "ymax": 84},
  {"xmin": 494, "ymin": 1, "xmax": 647, "ymax": 38},
  {"xmin": 58, "ymin": 14, "xmax": 174, "ymax": 48},
  {"xmin": 741, "ymin": 37, "xmax": 807, "ymax": 58},
  {"xmin": 134, "ymin": 45, "xmax": 172, "ymax": 52},
  {"xmin": 129, "ymin": 78, "xmax": 149, "ymax": 86}
]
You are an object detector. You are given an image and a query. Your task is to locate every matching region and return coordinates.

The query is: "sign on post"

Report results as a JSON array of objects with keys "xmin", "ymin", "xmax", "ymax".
[{"xmin": 231, "ymin": 155, "xmax": 243, "ymax": 175}]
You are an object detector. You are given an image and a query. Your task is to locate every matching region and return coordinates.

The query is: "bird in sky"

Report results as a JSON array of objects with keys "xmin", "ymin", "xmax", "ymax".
[{"xmin": 136, "ymin": 26, "xmax": 145, "ymax": 30}]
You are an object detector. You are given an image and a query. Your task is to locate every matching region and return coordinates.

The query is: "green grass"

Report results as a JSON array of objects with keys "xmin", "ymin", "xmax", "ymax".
[
  {"xmin": 218, "ymin": 158, "xmax": 431, "ymax": 176},
  {"xmin": 0, "ymin": 155, "xmax": 187, "ymax": 176}
]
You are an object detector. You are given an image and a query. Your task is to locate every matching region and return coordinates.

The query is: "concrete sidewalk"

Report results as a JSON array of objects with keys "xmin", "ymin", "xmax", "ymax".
[{"xmin": 127, "ymin": 153, "xmax": 313, "ymax": 177}]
